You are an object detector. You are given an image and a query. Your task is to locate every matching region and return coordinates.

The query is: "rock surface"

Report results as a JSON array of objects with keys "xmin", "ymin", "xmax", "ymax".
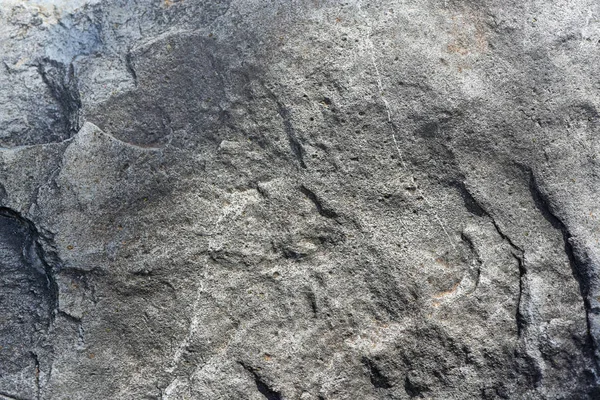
[{"xmin": 1, "ymin": 0, "xmax": 600, "ymax": 399}]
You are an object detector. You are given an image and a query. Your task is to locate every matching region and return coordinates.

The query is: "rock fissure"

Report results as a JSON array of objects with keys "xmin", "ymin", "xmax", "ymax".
[
  {"xmin": 513, "ymin": 254, "xmax": 527, "ymax": 338},
  {"xmin": 0, "ymin": 390, "xmax": 30, "ymax": 400},
  {"xmin": 125, "ymin": 50, "xmax": 138, "ymax": 86},
  {"xmin": 36, "ymin": 58, "xmax": 82, "ymax": 137},
  {"xmin": 299, "ymin": 185, "xmax": 339, "ymax": 219},
  {"xmin": 31, "ymin": 352, "xmax": 40, "ymax": 400},
  {"xmin": 453, "ymin": 180, "xmax": 528, "ymax": 335},
  {"xmin": 527, "ymin": 170, "xmax": 599, "ymax": 373},
  {"xmin": 0, "ymin": 207, "xmax": 60, "ymax": 324},
  {"xmin": 240, "ymin": 363, "xmax": 282, "ymax": 400},
  {"xmin": 2, "ymin": 1, "xmax": 599, "ymax": 397},
  {"xmin": 276, "ymin": 101, "xmax": 306, "ymax": 169},
  {"xmin": 249, "ymin": 81, "xmax": 307, "ymax": 169},
  {"xmin": 363, "ymin": 357, "xmax": 392, "ymax": 390}
]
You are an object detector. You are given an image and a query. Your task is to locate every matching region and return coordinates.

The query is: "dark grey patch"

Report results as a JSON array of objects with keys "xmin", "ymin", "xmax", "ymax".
[
  {"xmin": 240, "ymin": 362, "xmax": 282, "ymax": 400},
  {"xmin": 306, "ymin": 290, "xmax": 318, "ymax": 317},
  {"xmin": 416, "ymin": 121, "xmax": 440, "ymax": 138},
  {"xmin": 0, "ymin": 183, "xmax": 7, "ymax": 202},
  {"xmin": 514, "ymin": 348, "xmax": 543, "ymax": 388},
  {"xmin": 404, "ymin": 375, "xmax": 422, "ymax": 397},
  {"xmin": 0, "ymin": 208, "xmax": 59, "ymax": 381},
  {"xmin": 125, "ymin": 50, "xmax": 138, "ymax": 86},
  {"xmin": 363, "ymin": 357, "xmax": 392, "ymax": 389},
  {"xmin": 37, "ymin": 58, "xmax": 82, "ymax": 136},
  {"xmin": 281, "ymin": 248, "xmax": 305, "ymax": 260}
]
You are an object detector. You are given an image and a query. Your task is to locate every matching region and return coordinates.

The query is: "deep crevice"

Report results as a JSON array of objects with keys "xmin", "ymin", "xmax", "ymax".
[
  {"xmin": 37, "ymin": 58, "xmax": 82, "ymax": 136},
  {"xmin": 0, "ymin": 207, "xmax": 60, "ymax": 324},
  {"xmin": 125, "ymin": 50, "xmax": 138, "ymax": 86},
  {"xmin": 451, "ymin": 180, "xmax": 487, "ymax": 217},
  {"xmin": 491, "ymin": 219, "xmax": 524, "ymax": 254},
  {"xmin": 460, "ymin": 232, "xmax": 482, "ymax": 293},
  {"xmin": 513, "ymin": 254, "xmax": 527, "ymax": 337}
]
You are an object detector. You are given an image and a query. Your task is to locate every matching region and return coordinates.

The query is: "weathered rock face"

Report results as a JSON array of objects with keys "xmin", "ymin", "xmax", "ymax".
[{"xmin": 1, "ymin": 0, "xmax": 600, "ymax": 399}]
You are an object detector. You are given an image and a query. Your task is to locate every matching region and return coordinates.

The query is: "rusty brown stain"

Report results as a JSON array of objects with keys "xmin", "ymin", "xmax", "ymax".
[
  {"xmin": 433, "ymin": 281, "xmax": 460, "ymax": 299},
  {"xmin": 163, "ymin": 0, "xmax": 184, "ymax": 8},
  {"xmin": 447, "ymin": 43, "xmax": 470, "ymax": 56},
  {"xmin": 446, "ymin": 11, "xmax": 488, "ymax": 57},
  {"xmin": 435, "ymin": 256, "xmax": 451, "ymax": 268}
]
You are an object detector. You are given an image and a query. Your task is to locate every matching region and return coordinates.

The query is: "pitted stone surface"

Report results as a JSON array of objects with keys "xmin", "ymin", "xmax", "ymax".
[{"xmin": 1, "ymin": 0, "xmax": 599, "ymax": 399}]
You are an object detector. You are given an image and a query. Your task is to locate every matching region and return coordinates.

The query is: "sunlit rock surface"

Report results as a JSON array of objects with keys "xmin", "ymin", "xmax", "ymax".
[{"xmin": 1, "ymin": 0, "xmax": 600, "ymax": 398}]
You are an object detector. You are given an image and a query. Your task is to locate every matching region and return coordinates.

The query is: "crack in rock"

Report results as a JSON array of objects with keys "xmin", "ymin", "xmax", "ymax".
[
  {"xmin": 0, "ymin": 207, "xmax": 60, "ymax": 324},
  {"xmin": 452, "ymin": 180, "xmax": 527, "ymax": 331},
  {"xmin": 526, "ymin": 169, "xmax": 599, "ymax": 373},
  {"xmin": 240, "ymin": 362, "xmax": 282, "ymax": 400},
  {"xmin": 0, "ymin": 390, "xmax": 31, "ymax": 400},
  {"xmin": 300, "ymin": 185, "xmax": 339, "ymax": 219},
  {"xmin": 0, "ymin": 207, "xmax": 61, "ymax": 398},
  {"xmin": 261, "ymin": 84, "xmax": 307, "ymax": 169},
  {"xmin": 37, "ymin": 58, "xmax": 82, "ymax": 137},
  {"xmin": 363, "ymin": 357, "xmax": 392, "ymax": 389}
]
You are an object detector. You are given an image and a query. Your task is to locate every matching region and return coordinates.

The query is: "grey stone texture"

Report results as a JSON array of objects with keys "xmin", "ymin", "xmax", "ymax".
[{"xmin": 1, "ymin": 0, "xmax": 600, "ymax": 399}]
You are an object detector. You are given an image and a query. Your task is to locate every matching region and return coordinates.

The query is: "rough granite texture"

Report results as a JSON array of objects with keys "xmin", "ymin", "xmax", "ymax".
[{"xmin": 1, "ymin": 0, "xmax": 600, "ymax": 399}]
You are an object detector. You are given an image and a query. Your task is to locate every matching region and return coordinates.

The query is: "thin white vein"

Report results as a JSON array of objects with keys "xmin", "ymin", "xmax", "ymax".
[
  {"xmin": 166, "ymin": 283, "xmax": 203, "ymax": 374},
  {"xmin": 365, "ymin": 37, "xmax": 457, "ymax": 251}
]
